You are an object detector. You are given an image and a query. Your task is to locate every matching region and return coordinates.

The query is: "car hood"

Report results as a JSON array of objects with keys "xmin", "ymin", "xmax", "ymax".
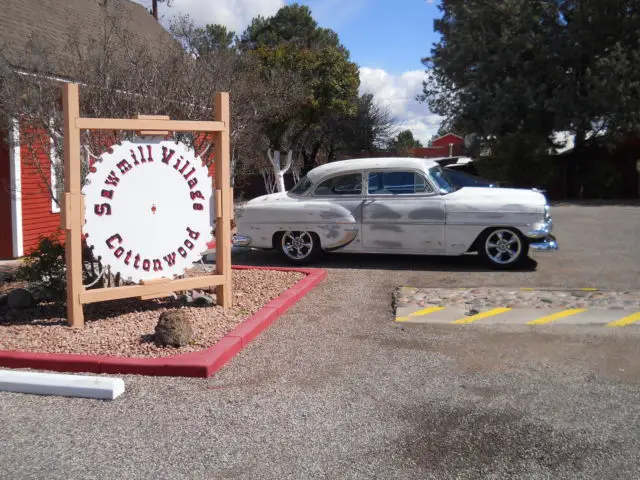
[
  {"xmin": 245, "ymin": 192, "xmax": 294, "ymax": 205},
  {"xmin": 445, "ymin": 187, "xmax": 546, "ymax": 213}
]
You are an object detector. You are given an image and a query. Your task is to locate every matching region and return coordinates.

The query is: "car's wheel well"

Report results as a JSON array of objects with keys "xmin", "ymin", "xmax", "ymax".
[
  {"xmin": 467, "ymin": 226, "xmax": 524, "ymax": 253},
  {"xmin": 272, "ymin": 230, "xmax": 321, "ymax": 250}
]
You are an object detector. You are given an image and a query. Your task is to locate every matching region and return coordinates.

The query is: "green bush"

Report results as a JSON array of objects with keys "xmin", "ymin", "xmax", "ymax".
[
  {"xmin": 579, "ymin": 159, "xmax": 623, "ymax": 199},
  {"xmin": 17, "ymin": 235, "xmax": 67, "ymax": 301},
  {"xmin": 476, "ymin": 133, "xmax": 557, "ymax": 189}
]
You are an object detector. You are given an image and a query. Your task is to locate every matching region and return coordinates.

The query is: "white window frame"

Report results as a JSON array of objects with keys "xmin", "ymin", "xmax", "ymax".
[
  {"xmin": 9, "ymin": 118, "xmax": 24, "ymax": 257},
  {"xmin": 50, "ymin": 133, "xmax": 61, "ymax": 213}
]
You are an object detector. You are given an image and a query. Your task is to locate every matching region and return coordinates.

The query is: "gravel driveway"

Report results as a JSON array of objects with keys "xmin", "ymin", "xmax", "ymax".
[{"xmin": 1, "ymin": 205, "xmax": 639, "ymax": 479}]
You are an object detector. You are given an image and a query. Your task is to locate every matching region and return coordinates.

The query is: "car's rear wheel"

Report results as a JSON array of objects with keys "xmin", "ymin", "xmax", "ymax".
[
  {"xmin": 275, "ymin": 230, "xmax": 322, "ymax": 265},
  {"xmin": 478, "ymin": 228, "xmax": 529, "ymax": 269}
]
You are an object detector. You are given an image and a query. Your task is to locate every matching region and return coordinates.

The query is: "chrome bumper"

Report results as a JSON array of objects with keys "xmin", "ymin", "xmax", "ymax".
[
  {"xmin": 232, "ymin": 234, "xmax": 252, "ymax": 247},
  {"xmin": 527, "ymin": 219, "xmax": 553, "ymax": 239},
  {"xmin": 529, "ymin": 235, "xmax": 558, "ymax": 252}
]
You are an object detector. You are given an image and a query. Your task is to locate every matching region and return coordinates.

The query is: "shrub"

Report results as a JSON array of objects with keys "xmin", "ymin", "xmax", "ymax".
[{"xmin": 17, "ymin": 235, "xmax": 67, "ymax": 301}]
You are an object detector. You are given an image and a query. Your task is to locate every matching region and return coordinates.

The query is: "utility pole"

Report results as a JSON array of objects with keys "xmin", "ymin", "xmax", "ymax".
[{"xmin": 151, "ymin": 0, "xmax": 171, "ymax": 21}]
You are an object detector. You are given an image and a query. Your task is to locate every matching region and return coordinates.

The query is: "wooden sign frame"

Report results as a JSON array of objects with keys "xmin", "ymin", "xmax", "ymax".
[{"xmin": 61, "ymin": 83, "xmax": 232, "ymax": 328}]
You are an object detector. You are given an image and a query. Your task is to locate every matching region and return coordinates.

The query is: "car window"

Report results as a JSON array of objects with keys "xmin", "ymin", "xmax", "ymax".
[
  {"xmin": 429, "ymin": 166, "xmax": 457, "ymax": 194},
  {"xmin": 444, "ymin": 168, "xmax": 494, "ymax": 188},
  {"xmin": 368, "ymin": 171, "xmax": 433, "ymax": 195},
  {"xmin": 314, "ymin": 173, "xmax": 362, "ymax": 196},
  {"xmin": 290, "ymin": 176, "xmax": 312, "ymax": 195}
]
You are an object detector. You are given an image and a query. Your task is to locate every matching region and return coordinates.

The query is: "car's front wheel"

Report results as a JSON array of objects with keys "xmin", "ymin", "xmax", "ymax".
[
  {"xmin": 275, "ymin": 230, "xmax": 322, "ymax": 265},
  {"xmin": 478, "ymin": 228, "xmax": 529, "ymax": 269}
]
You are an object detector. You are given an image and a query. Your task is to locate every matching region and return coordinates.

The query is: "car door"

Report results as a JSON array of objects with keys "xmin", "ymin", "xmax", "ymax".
[
  {"xmin": 361, "ymin": 169, "xmax": 445, "ymax": 253},
  {"xmin": 310, "ymin": 171, "xmax": 364, "ymax": 252}
]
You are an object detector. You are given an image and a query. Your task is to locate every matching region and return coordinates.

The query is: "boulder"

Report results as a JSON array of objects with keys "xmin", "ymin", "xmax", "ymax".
[
  {"xmin": 193, "ymin": 295, "xmax": 215, "ymax": 306},
  {"xmin": 154, "ymin": 310, "xmax": 194, "ymax": 347},
  {"xmin": 191, "ymin": 290, "xmax": 205, "ymax": 299},
  {"xmin": 7, "ymin": 288, "xmax": 37, "ymax": 309},
  {"xmin": 176, "ymin": 294, "xmax": 193, "ymax": 306}
]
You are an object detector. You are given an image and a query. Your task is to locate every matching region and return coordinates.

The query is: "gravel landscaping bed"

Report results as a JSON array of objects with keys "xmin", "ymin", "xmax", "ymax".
[
  {"xmin": 0, "ymin": 269, "xmax": 304, "ymax": 358},
  {"xmin": 395, "ymin": 287, "xmax": 640, "ymax": 311}
]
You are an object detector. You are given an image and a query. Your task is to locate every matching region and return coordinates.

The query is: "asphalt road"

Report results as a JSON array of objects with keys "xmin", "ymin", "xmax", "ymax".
[{"xmin": 1, "ymin": 205, "xmax": 640, "ymax": 479}]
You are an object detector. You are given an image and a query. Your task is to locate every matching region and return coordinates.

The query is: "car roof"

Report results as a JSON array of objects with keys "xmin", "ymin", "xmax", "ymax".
[{"xmin": 307, "ymin": 157, "xmax": 438, "ymax": 183}]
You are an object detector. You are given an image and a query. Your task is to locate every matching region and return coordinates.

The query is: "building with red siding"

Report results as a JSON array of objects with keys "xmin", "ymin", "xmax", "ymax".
[
  {"xmin": 0, "ymin": 0, "xmax": 179, "ymax": 258},
  {"xmin": 0, "ymin": 124, "xmax": 62, "ymax": 259},
  {"xmin": 409, "ymin": 133, "xmax": 465, "ymax": 159}
]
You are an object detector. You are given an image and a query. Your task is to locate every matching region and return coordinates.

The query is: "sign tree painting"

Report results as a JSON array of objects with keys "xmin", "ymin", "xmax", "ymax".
[{"xmin": 83, "ymin": 139, "xmax": 213, "ymax": 282}]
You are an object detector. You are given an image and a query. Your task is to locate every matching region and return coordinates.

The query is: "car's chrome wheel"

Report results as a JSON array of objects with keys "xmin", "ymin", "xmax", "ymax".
[
  {"xmin": 277, "ymin": 231, "xmax": 321, "ymax": 264},
  {"xmin": 480, "ymin": 228, "xmax": 529, "ymax": 269}
]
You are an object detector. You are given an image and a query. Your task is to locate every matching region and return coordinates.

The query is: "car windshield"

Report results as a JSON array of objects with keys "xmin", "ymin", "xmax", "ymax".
[
  {"xmin": 428, "ymin": 166, "xmax": 458, "ymax": 194},
  {"xmin": 444, "ymin": 168, "xmax": 494, "ymax": 188},
  {"xmin": 289, "ymin": 176, "xmax": 313, "ymax": 195}
]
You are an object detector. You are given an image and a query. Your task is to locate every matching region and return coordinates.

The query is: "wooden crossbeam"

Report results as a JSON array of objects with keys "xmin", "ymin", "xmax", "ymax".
[
  {"xmin": 81, "ymin": 275, "xmax": 225, "ymax": 304},
  {"xmin": 75, "ymin": 117, "xmax": 226, "ymax": 133}
]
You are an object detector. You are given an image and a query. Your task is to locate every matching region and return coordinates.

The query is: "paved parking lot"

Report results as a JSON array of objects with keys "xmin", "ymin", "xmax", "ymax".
[{"xmin": 1, "ymin": 205, "xmax": 639, "ymax": 479}]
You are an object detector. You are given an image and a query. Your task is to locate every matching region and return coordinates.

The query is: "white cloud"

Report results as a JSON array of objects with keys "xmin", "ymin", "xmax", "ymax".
[
  {"xmin": 359, "ymin": 67, "xmax": 443, "ymax": 145},
  {"xmin": 136, "ymin": 0, "xmax": 284, "ymax": 32}
]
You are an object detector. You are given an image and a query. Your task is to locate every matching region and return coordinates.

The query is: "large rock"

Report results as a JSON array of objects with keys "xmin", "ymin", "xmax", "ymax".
[
  {"xmin": 7, "ymin": 288, "xmax": 37, "ymax": 309},
  {"xmin": 176, "ymin": 294, "xmax": 193, "ymax": 306},
  {"xmin": 193, "ymin": 295, "xmax": 215, "ymax": 306},
  {"xmin": 191, "ymin": 290, "xmax": 215, "ymax": 306},
  {"xmin": 154, "ymin": 310, "xmax": 194, "ymax": 347}
]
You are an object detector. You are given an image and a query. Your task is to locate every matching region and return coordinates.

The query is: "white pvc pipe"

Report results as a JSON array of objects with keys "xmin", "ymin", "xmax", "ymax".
[{"xmin": 0, "ymin": 369, "xmax": 125, "ymax": 400}]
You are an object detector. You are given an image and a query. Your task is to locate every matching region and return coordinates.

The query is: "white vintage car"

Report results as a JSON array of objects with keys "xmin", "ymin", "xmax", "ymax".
[{"xmin": 234, "ymin": 157, "xmax": 557, "ymax": 269}]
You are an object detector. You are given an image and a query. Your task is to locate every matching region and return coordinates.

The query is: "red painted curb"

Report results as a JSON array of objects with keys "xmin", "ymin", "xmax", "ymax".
[{"xmin": 0, "ymin": 266, "xmax": 327, "ymax": 378}]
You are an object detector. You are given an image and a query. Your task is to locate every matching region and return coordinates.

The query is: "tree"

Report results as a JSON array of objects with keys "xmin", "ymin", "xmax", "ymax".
[
  {"xmin": 388, "ymin": 130, "xmax": 423, "ymax": 153},
  {"xmin": 172, "ymin": 18, "xmax": 236, "ymax": 55},
  {"xmin": 420, "ymin": 0, "xmax": 640, "ymax": 150},
  {"xmin": 299, "ymin": 92, "xmax": 395, "ymax": 168},
  {"xmin": 0, "ymin": 2, "xmax": 216, "ymax": 206},
  {"xmin": 169, "ymin": 17, "xmax": 309, "ymax": 192},
  {"xmin": 150, "ymin": 0, "xmax": 173, "ymax": 20},
  {"xmin": 239, "ymin": 4, "xmax": 360, "ymax": 191}
]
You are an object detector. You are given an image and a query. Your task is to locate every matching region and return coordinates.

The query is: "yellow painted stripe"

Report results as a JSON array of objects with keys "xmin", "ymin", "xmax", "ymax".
[
  {"xmin": 580, "ymin": 288, "xmax": 598, "ymax": 291},
  {"xmin": 527, "ymin": 309, "xmax": 587, "ymax": 325},
  {"xmin": 606, "ymin": 312, "xmax": 640, "ymax": 328},
  {"xmin": 520, "ymin": 288, "xmax": 535, "ymax": 291},
  {"xmin": 396, "ymin": 306, "xmax": 445, "ymax": 323},
  {"xmin": 452, "ymin": 308, "xmax": 512, "ymax": 325}
]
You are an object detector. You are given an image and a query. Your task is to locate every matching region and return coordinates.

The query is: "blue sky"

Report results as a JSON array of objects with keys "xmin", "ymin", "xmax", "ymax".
[
  {"xmin": 133, "ymin": 0, "xmax": 444, "ymax": 143},
  {"xmin": 290, "ymin": 0, "xmax": 441, "ymax": 75}
]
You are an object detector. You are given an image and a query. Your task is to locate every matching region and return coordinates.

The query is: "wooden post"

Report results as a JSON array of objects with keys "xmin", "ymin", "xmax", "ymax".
[
  {"xmin": 62, "ymin": 83, "xmax": 85, "ymax": 327},
  {"xmin": 214, "ymin": 92, "xmax": 232, "ymax": 307}
]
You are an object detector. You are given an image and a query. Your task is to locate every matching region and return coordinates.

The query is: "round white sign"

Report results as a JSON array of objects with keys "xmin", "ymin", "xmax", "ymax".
[{"xmin": 82, "ymin": 138, "xmax": 213, "ymax": 282}]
